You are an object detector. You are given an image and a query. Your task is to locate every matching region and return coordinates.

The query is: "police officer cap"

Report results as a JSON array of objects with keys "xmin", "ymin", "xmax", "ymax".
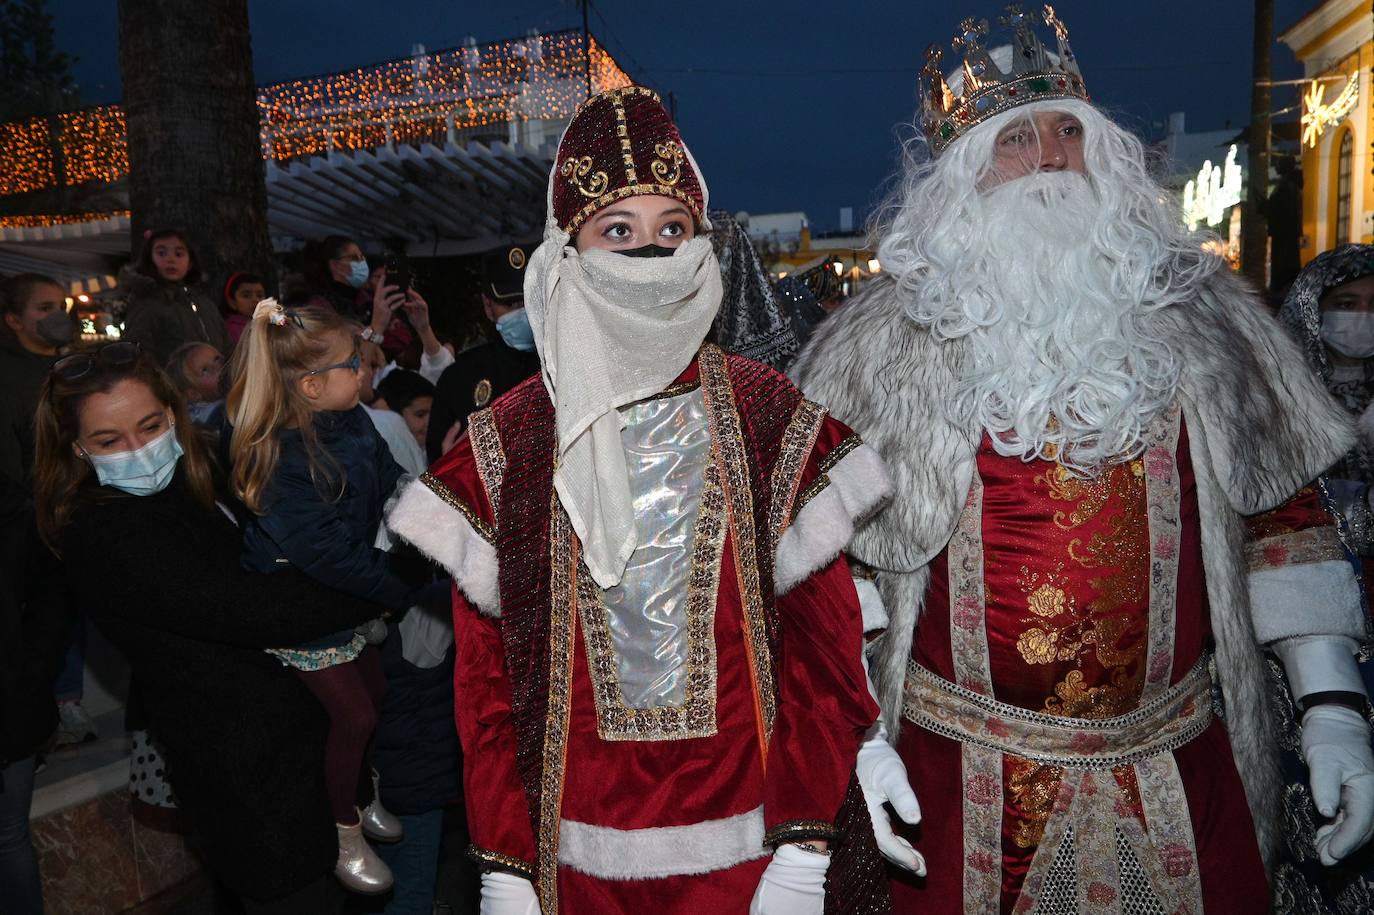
[{"xmin": 482, "ymin": 242, "xmax": 536, "ymax": 302}]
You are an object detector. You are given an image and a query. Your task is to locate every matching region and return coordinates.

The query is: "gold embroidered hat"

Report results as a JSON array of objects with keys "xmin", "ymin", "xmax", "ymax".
[
  {"xmin": 552, "ymin": 86, "xmax": 705, "ymax": 235},
  {"xmin": 922, "ymin": 4, "xmax": 1089, "ymax": 156}
]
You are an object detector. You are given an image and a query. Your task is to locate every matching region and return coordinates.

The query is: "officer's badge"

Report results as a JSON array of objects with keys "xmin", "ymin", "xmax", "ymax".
[{"xmin": 474, "ymin": 378, "xmax": 493, "ymax": 408}]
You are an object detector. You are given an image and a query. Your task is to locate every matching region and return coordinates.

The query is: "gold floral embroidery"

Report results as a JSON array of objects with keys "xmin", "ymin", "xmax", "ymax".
[
  {"xmin": 1007, "ymin": 756, "xmax": 1064, "ymax": 848},
  {"xmin": 651, "ymin": 140, "xmax": 684, "ymax": 185},
  {"xmin": 560, "ymin": 155, "xmax": 609, "ymax": 199},
  {"xmin": 1015, "ymin": 455, "xmax": 1151, "ymax": 717},
  {"xmin": 1027, "ymin": 583, "xmax": 1066, "ymax": 618},
  {"xmin": 576, "ymin": 459, "xmax": 727, "ymax": 741}
]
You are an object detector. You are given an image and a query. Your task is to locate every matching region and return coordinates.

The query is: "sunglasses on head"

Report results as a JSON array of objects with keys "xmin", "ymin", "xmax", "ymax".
[{"xmin": 51, "ymin": 341, "xmax": 142, "ymax": 381}]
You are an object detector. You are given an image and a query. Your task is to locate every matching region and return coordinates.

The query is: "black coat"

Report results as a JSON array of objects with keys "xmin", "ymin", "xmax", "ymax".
[
  {"xmin": 59, "ymin": 472, "xmax": 383, "ymax": 900},
  {"xmin": 426, "ymin": 338, "xmax": 539, "ymax": 462},
  {"xmin": 0, "ymin": 472, "xmax": 62, "ymax": 765}
]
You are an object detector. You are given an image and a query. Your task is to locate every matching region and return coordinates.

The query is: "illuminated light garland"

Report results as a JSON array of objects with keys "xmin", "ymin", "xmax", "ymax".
[
  {"xmin": 0, "ymin": 118, "xmax": 54, "ymax": 195},
  {"xmin": 0, "ymin": 210, "xmax": 129, "ymax": 229},
  {"xmin": 58, "ymin": 106, "xmax": 129, "ymax": 184},
  {"xmin": 0, "ymin": 30, "xmax": 630, "ymax": 203},
  {"xmin": 1301, "ymin": 73, "xmax": 1359, "ymax": 149}
]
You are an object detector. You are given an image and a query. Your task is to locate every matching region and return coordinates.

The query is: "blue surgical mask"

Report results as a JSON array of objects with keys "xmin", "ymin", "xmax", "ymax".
[
  {"xmin": 495, "ymin": 308, "xmax": 535, "ymax": 352},
  {"xmin": 346, "ymin": 260, "xmax": 370, "ymax": 289},
  {"xmin": 85, "ymin": 425, "xmax": 184, "ymax": 496}
]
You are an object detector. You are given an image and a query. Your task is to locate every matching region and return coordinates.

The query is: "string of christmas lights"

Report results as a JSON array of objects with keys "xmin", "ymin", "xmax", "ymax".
[
  {"xmin": 0, "ymin": 118, "xmax": 54, "ymax": 195},
  {"xmin": 0, "ymin": 210, "xmax": 129, "ymax": 230},
  {"xmin": 0, "ymin": 30, "xmax": 630, "ymax": 202}
]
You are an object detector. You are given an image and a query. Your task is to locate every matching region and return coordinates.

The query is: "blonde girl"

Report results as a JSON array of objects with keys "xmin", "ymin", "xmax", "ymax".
[{"xmin": 227, "ymin": 300, "xmax": 413, "ymax": 895}]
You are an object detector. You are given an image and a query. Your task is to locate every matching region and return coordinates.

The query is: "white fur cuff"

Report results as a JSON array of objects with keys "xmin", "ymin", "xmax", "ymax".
[
  {"xmin": 386, "ymin": 478, "xmax": 501, "ymax": 616},
  {"xmin": 775, "ymin": 443, "xmax": 894, "ymax": 595},
  {"xmin": 557, "ymin": 807, "xmax": 769, "ymax": 879},
  {"xmin": 1248, "ymin": 559, "xmax": 1364, "ymax": 645}
]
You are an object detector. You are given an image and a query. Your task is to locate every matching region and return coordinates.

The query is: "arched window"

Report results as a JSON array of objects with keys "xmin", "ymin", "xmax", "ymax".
[{"xmin": 1337, "ymin": 130, "xmax": 1353, "ymax": 243}]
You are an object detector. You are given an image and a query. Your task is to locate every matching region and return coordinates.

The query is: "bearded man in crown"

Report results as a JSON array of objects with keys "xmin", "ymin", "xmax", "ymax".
[{"xmin": 794, "ymin": 6, "xmax": 1374, "ymax": 913}]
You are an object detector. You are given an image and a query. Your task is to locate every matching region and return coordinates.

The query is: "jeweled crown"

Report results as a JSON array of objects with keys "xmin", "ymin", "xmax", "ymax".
[{"xmin": 921, "ymin": 4, "xmax": 1090, "ymax": 156}]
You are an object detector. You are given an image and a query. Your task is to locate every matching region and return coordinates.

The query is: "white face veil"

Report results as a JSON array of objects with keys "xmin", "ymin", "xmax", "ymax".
[{"xmin": 522, "ymin": 138, "xmax": 721, "ymax": 589}]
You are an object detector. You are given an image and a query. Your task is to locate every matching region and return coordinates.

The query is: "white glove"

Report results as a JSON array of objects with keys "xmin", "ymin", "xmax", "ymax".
[
  {"xmin": 480, "ymin": 871, "xmax": 542, "ymax": 915},
  {"xmin": 749, "ymin": 843, "xmax": 828, "ymax": 915},
  {"xmin": 1301, "ymin": 704, "xmax": 1374, "ymax": 865},
  {"xmin": 856, "ymin": 720, "xmax": 926, "ymax": 874}
]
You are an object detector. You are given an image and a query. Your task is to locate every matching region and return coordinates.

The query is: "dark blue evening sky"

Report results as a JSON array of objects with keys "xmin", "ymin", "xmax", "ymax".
[{"xmin": 53, "ymin": 0, "xmax": 1319, "ymax": 231}]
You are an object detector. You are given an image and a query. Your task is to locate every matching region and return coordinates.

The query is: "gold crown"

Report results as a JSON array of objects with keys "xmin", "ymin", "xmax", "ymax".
[{"xmin": 922, "ymin": 4, "xmax": 1089, "ymax": 155}]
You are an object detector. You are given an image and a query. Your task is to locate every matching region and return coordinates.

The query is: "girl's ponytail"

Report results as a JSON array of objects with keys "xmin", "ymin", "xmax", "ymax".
[{"xmin": 227, "ymin": 299, "xmax": 349, "ymax": 514}]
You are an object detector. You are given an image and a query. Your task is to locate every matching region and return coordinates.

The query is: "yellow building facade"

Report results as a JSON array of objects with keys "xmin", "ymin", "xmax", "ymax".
[{"xmin": 1280, "ymin": 0, "xmax": 1374, "ymax": 263}]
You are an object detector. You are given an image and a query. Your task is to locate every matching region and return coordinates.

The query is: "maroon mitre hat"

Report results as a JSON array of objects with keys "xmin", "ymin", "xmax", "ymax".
[{"xmin": 552, "ymin": 86, "xmax": 705, "ymax": 235}]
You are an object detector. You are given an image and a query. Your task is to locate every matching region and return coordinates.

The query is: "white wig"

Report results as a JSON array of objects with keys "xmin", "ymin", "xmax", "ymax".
[{"xmin": 875, "ymin": 99, "xmax": 1223, "ymax": 472}]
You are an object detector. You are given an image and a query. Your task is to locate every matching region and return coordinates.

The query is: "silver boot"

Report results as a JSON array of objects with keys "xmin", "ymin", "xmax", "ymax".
[
  {"xmin": 335, "ymin": 817, "xmax": 394, "ymax": 894},
  {"xmin": 360, "ymin": 769, "xmax": 403, "ymax": 843}
]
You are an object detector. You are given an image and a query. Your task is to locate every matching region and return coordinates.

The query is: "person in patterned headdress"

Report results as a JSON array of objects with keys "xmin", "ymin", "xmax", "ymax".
[
  {"xmin": 387, "ymin": 86, "xmax": 898, "ymax": 915},
  {"xmin": 1268, "ymin": 244, "xmax": 1374, "ymax": 913},
  {"xmin": 794, "ymin": 6, "xmax": 1373, "ymax": 914},
  {"xmin": 1281, "ymin": 244, "xmax": 1374, "ymax": 564}
]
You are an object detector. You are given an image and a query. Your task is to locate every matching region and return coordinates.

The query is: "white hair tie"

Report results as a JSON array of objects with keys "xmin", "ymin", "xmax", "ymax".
[{"xmin": 253, "ymin": 297, "xmax": 287, "ymax": 326}]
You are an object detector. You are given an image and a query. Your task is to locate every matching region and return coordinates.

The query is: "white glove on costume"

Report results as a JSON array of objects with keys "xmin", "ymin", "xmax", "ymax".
[
  {"xmin": 749, "ymin": 843, "xmax": 829, "ymax": 915},
  {"xmin": 857, "ymin": 719, "xmax": 926, "ymax": 874},
  {"xmin": 480, "ymin": 872, "xmax": 542, "ymax": 915},
  {"xmin": 1275, "ymin": 635, "xmax": 1374, "ymax": 865},
  {"xmin": 855, "ymin": 637, "xmax": 926, "ymax": 875},
  {"xmin": 1301, "ymin": 705, "xmax": 1374, "ymax": 865}
]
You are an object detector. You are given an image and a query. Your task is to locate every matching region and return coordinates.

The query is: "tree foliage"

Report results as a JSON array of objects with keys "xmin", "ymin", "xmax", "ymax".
[{"xmin": 0, "ymin": 0, "xmax": 79, "ymax": 121}]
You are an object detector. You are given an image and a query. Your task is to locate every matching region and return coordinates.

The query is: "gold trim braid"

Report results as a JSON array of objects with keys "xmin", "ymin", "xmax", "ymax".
[
  {"xmin": 538, "ymin": 492, "xmax": 578, "ymax": 915},
  {"xmin": 763, "ymin": 819, "xmax": 840, "ymax": 846},
  {"xmin": 576, "ymin": 458, "xmax": 727, "ymax": 741},
  {"xmin": 767, "ymin": 399, "xmax": 827, "ymax": 550},
  {"xmin": 468, "ymin": 845, "xmax": 535, "ymax": 880},
  {"xmin": 699, "ymin": 346, "xmax": 778, "ymax": 742},
  {"xmin": 467, "ymin": 408, "xmax": 507, "ymax": 527},
  {"xmin": 420, "ymin": 471, "xmax": 495, "ymax": 544}
]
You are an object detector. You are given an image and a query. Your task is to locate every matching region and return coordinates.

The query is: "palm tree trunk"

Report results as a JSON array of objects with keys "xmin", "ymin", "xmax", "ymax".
[{"xmin": 117, "ymin": 0, "xmax": 273, "ymax": 299}]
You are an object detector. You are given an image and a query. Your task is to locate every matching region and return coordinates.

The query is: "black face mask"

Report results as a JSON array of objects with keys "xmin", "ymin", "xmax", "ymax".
[{"xmin": 617, "ymin": 244, "xmax": 678, "ymax": 259}]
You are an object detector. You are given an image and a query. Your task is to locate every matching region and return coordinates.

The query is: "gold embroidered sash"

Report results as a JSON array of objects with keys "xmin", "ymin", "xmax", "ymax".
[{"xmin": 902, "ymin": 652, "xmax": 1214, "ymax": 770}]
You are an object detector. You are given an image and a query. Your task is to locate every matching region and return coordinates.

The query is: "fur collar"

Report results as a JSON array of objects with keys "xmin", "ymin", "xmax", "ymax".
[{"xmin": 793, "ymin": 270, "xmax": 1356, "ymax": 573}]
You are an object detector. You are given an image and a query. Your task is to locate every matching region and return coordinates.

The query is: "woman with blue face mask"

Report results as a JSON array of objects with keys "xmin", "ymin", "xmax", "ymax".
[
  {"xmin": 31, "ymin": 342, "xmax": 385, "ymax": 914},
  {"xmin": 303, "ymin": 235, "xmax": 377, "ymax": 324}
]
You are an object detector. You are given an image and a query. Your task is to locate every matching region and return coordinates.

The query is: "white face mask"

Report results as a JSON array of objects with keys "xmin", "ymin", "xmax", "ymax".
[
  {"xmin": 84, "ymin": 425, "xmax": 184, "ymax": 496},
  {"xmin": 1322, "ymin": 310, "xmax": 1374, "ymax": 359}
]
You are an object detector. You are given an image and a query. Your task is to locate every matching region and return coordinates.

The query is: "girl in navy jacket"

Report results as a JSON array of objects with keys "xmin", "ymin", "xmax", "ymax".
[{"xmin": 227, "ymin": 298, "xmax": 412, "ymax": 895}]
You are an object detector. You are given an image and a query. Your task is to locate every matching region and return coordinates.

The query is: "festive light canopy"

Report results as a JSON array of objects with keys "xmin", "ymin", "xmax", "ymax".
[{"xmin": 0, "ymin": 29, "xmax": 631, "ymax": 201}]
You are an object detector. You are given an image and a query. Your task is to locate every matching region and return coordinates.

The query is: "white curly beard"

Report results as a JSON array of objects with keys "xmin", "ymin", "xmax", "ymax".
[{"xmin": 915, "ymin": 169, "xmax": 1181, "ymax": 473}]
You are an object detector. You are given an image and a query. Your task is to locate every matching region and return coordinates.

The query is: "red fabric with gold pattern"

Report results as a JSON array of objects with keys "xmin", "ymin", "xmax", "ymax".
[
  {"xmin": 892, "ymin": 421, "xmax": 1269, "ymax": 914},
  {"xmin": 552, "ymin": 86, "xmax": 705, "ymax": 234},
  {"xmin": 1245, "ymin": 485, "xmax": 1337, "ymax": 541}
]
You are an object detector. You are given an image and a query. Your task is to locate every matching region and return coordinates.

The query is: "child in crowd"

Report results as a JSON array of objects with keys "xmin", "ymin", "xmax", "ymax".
[
  {"xmin": 374, "ymin": 370, "xmax": 434, "ymax": 453},
  {"xmin": 226, "ymin": 299, "xmax": 412, "ymax": 895},
  {"xmin": 223, "ymin": 272, "xmax": 267, "ymax": 346},
  {"xmin": 121, "ymin": 229, "xmax": 230, "ymax": 364},
  {"xmin": 165, "ymin": 342, "xmax": 225, "ymax": 424}
]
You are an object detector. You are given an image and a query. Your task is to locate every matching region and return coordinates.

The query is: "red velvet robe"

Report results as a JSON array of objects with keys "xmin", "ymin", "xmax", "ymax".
[
  {"xmin": 889, "ymin": 420, "xmax": 1335, "ymax": 914},
  {"xmin": 433, "ymin": 351, "xmax": 882, "ymax": 913}
]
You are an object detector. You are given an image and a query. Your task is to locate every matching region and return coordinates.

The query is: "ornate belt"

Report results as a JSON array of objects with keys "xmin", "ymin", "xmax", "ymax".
[{"xmin": 902, "ymin": 652, "xmax": 1215, "ymax": 769}]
